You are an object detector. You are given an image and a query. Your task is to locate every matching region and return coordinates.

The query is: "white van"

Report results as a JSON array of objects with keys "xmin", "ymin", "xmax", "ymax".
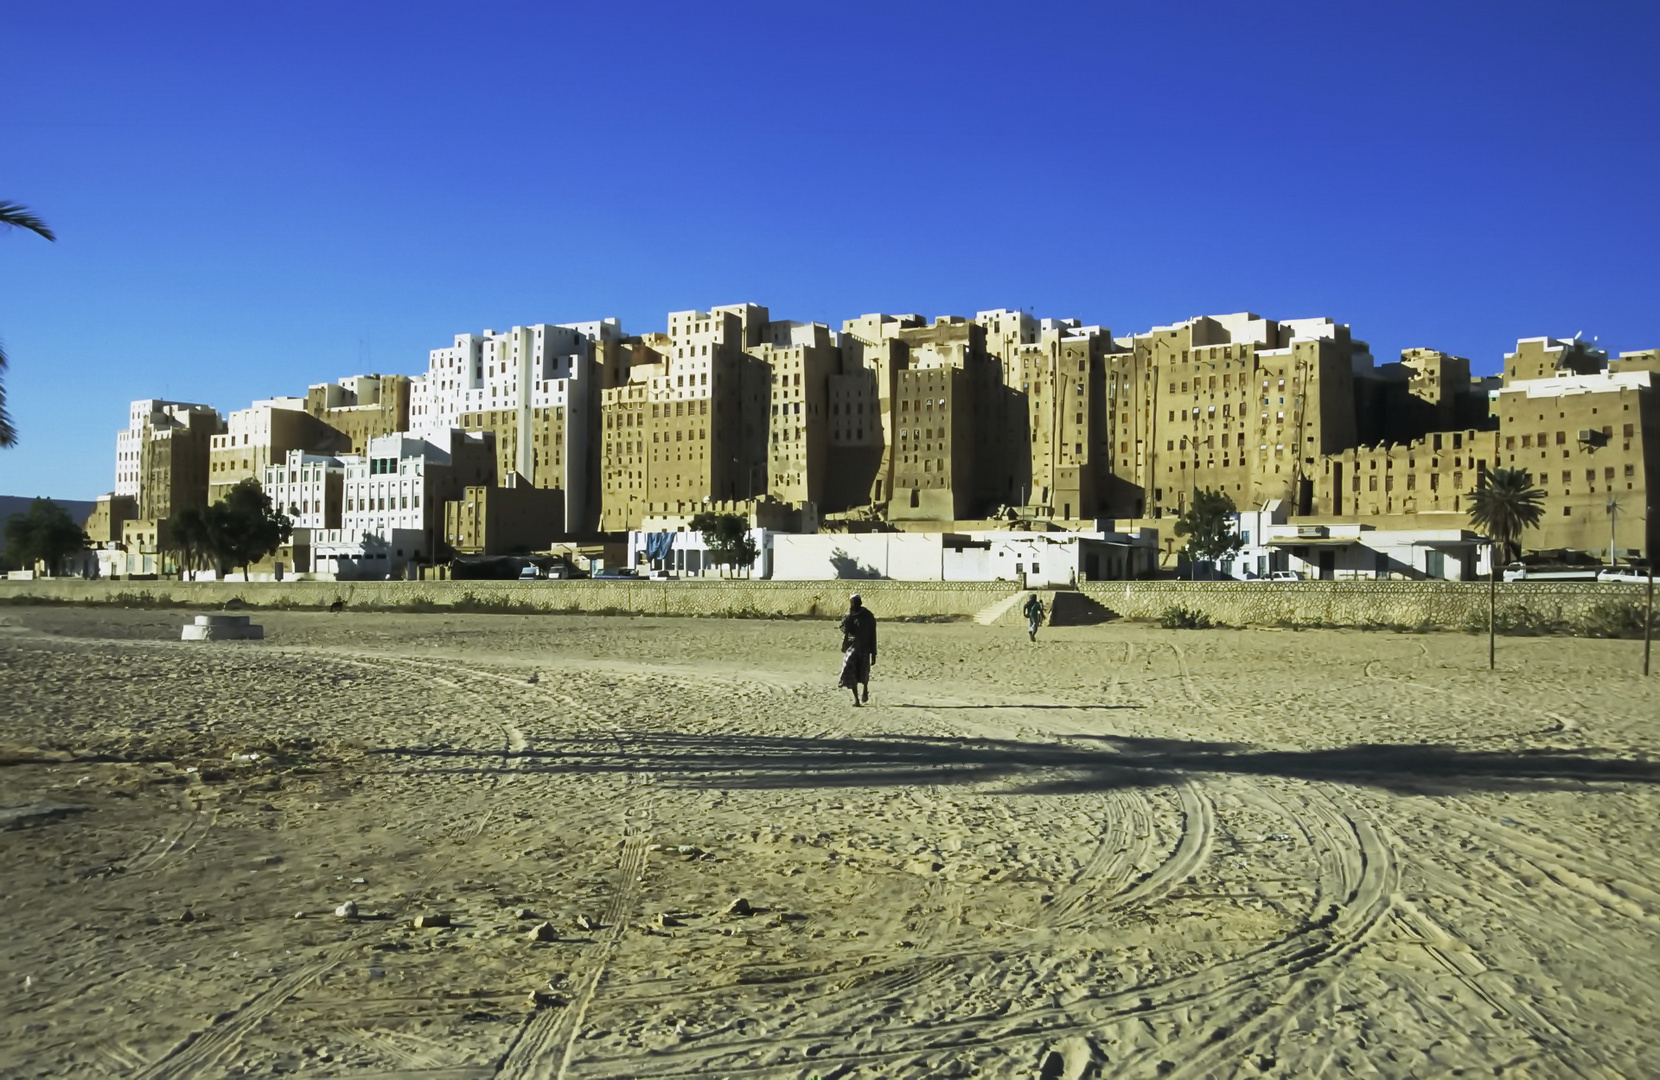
[{"xmin": 1502, "ymin": 563, "xmax": 1600, "ymax": 582}]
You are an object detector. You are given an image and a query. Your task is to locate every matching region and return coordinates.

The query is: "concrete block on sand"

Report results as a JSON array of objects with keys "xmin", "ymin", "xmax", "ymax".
[{"xmin": 181, "ymin": 614, "xmax": 264, "ymax": 641}]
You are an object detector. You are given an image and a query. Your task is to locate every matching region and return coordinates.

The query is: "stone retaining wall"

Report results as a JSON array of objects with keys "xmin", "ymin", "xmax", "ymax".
[
  {"xmin": 1078, "ymin": 580, "xmax": 1653, "ymax": 628},
  {"xmin": 2, "ymin": 578, "xmax": 1649, "ymax": 627},
  {"xmin": 0, "ymin": 579, "xmax": 1019, "ymax": 620}
]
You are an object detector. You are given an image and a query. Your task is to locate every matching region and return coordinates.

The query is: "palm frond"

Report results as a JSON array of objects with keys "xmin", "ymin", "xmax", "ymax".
[
  {"xmin": 0, "ymin": 205, "xmax": 51, "ymax": 448},
  {"xmin": 0, "ymin": 383, "xmax": 15, "ymax": 448},
  {"xmin": 0, "ymin": 338, "xmax": 13, "ymax": 447},
  {"xmin": 1467, "ymin": 467, "xmax": 1546, "ymax": 560},
  {"xmin": 0, "ymin": 202, "xmax": 56, "ymax": 242}
]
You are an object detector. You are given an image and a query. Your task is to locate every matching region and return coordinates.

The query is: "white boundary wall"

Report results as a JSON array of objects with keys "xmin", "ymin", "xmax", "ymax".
[{"xmin": 771, "ymin": 533, "xmax": 945, "ymax": 580}]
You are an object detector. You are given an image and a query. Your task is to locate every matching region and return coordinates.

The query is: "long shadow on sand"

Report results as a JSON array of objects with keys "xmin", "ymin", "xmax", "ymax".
[
  {"xmin": 369, "ymin": 731, "xmax": 1660, "ymax": 798},
  {"xmin": 893, "ymin": 704, "xmax": 1143, "ymax": 711}
]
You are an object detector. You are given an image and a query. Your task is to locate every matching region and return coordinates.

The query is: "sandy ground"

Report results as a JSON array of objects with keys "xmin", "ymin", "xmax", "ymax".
[{"xmin": 1, "ymin": 605, "xmax": 1658, "ymax": 1079}]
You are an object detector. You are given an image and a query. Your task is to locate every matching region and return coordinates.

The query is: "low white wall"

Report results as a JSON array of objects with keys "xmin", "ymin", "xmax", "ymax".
[
  {"xmin": 943, "ymin": 544, "xmax": 996, "ymax": 581},
  {"xmin": 771, "ymin": 533, "xmax": 945, "ymax": 580}
]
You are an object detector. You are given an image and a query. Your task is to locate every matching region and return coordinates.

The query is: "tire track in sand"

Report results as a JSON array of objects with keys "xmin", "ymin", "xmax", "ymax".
[
  {"xmin": 577, "ymin": 650, "xmax": 1287, "ymax": 1077},
  {"xmin": 495, "ymin": 829, "xmax": 650, "ymax": 1080},
  {"xmin": 374, "ymin": 660, "xmax": 660, "ymax": 1080},
  {"xmin": 270, "ymin": 653, "xmax": 661, "ymax": 1079},
  {"xmin": 643, "ymin": 779, "xmax": 1392, "ymax": 1078},
  {"xmin": 300, "ymin": 653, "xmax": 661, "ymax": 1080},
  {"xmin": 132, "ymin": 653, "xmax": 534, "ymax": 1080}
]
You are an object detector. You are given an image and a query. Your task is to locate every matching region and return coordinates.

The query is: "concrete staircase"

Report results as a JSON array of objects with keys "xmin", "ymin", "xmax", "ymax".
[
  {"xmin": 973, "ymin": 589, "xmax": 1117, "ymax": 628},
  {"xmin": 972, "ymin": 590, "xmax": 1032, "ymax": 626}
]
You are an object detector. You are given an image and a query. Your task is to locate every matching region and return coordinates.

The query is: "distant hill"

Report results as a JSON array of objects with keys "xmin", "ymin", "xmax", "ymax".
[{"xmin": 0, "ymin": 495, "xmax": 99, "ymax": 553}]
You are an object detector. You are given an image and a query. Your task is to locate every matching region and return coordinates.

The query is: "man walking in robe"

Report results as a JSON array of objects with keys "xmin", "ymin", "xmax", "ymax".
[{"xmin": 838, "ymin": 593, "xmax": 877, "ymax": 705}]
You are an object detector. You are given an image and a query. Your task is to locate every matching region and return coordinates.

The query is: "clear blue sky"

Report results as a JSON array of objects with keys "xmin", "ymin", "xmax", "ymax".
[{"xmin": 3, "ymin": 1, "xmax": 1656, "ymax": 499}]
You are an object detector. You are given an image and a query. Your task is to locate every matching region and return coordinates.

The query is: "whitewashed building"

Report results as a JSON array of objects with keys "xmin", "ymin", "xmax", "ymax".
[
  {"xmin": 769, "ymin": 528, "xmax": 1160, "ymax": 584},
  {"xmin": 262, "ymin": 450, "xmax": 346, "ymax": 531},
  {"xmin": 626, "ymin": 526, "xmax": 778, "ymax": 579},
  {"xmin": 408, "ymin": 320, "xmax": 619, "ymax": 532},
  {"xmin": 1222, "ymin": 503, "xmax": 1488, "ymax": 580},
  {"xmin": 310, "ymin": 429, "xmax": 495, "ymax": 579},
  {"xmin": 114, "ymin": 399, "xmax": 220, "ymax": 498}
]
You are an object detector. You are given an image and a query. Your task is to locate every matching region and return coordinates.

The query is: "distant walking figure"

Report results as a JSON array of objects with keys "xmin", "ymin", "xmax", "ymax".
[
  {"xmin": 838, "ymin": 594, "xmax": 878, "ymax": 705},
  {"xmin": 1023, "ymin": 592, "xmax": 1046, "ymax": 642}
]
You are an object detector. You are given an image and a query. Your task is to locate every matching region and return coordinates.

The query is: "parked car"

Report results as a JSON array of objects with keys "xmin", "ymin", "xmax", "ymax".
[
  {"xmin": 1597, "ymin": 567, "xmax": 1653, "ymax": 584},
  {"xmin": 647, "ymin": 569, "xmax": 678, "ymax": 581},
  {"xmin": 592, "ymin": 568, "xmax": 638, "ymax": 580},
  {"xmin": 1248, "ymin": 570, "xmax": 1304, "ymax": 582},
  {"xmin": 517, "ymin": 565, "xmax": 541, "ymax": 581}
]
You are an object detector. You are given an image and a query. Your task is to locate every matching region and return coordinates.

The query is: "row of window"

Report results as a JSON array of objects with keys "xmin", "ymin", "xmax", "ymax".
[
  {"xmin": 346, "ymin": 494, "xmax": 421, "ymax": 512},
  {"xmin": 1171, "ymin": 376, "xmax": 1289, "ymax": 393},
  {"xmin": 1367, "ymin": 474, "xmax": 1462, "ymax": 491},
  {"xmin": 1349, "ymin": 456, "xmax": 1468, "ymax": 470},
  {"xmin": 1166, "ymin": 408, "xmax": 1290, "ymax": 422}
]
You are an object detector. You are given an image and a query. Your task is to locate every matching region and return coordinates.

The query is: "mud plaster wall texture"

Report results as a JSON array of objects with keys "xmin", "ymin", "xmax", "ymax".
[
  {"xmin": 0, "ymin": 579, "xmax": 1021, "ymax": 619},
  {"xmin": 1078, "ymin": 580, "xmax": 1655, "ymax": 627}
]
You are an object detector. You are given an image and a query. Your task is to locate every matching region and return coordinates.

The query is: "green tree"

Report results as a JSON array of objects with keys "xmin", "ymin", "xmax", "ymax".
[
  {"xmin": 1173, "ymin": 488, "xmax": 1241, "ymax": 577},
  {"xmin": 206, "ymin": 479, "xmax": 293, "ymax": 581},
  {"xmin": 690, "ymin": 511, "xmax": 759, "ymax": 578},
  {"xmin": 165, "ymin": 503, "xmax": 212, "ymax": 579},
  {"xmin": 2, "ymin": 498, "xmax": 88, "ymax": 576},
  {"xmin": 1467, "ymin": 467, "xmax": 1546, "ymax": 565},
  {"xmin": 0, "ymin": 202, "xmax": 57, "ymax": 448}
]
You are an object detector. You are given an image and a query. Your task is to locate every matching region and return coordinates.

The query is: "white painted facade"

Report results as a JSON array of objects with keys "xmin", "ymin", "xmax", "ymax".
[
  {"xmin": 768, "ymin": 530, "xmax": 1160, "ymax": 583},
  {"xmin": 309, "ymin": 374, "xmax": 391, "ymax": 409},
  {"xmin": 626, "ymin": 526, "xmax": 776, "ymax": 579},
  {"xmin": 261, "ymin": 450, "xmax": 344, "ymax": 531},
  {"xmin": 410, "ymin": 321, "xmax": 620, "ymax": 435},
  {"xmin": 309, "ymin": 429, "xmax": 489, "ymax": 579},
  {"xmin": 114, "ymin": 398, "xmax": 219, "ymax": 497},
  {"xmin": 1223, "ymin": 505, "xmax": 1489, "ymax": 581},
  {"xmin": 1489, "ymin": 368, "xmax": 1652, "ymax": 404},
  {"xmin": 772, "ymin": 532, "xmax": 947, "ymax": 581},
  {"xmin": 944, "ymin": 530, "xmax": 1160, "ymax": 586},
  {"xmin": 212, "ymin": 397, "xmax": 307, "ymax": 452},
  {"xmin": 311, "ymin": 527, "xmax": 427, "ymax": 580},
  {"xmin": 408, "ymin": 320, "xmax": 618, "ymax": 532}
]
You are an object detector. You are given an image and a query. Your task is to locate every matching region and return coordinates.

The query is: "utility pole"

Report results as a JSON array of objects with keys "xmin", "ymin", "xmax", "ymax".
[
  {"xmin": 1646, "ymin": 556, "xmax": 1654, "ymax": 678},
  {"xmin": 1488, "ymin": 537, "xmax": 1497, "ymax": 672},
  {"xmin": 1608, "ymin": 497, "xmax": 1619, "ymax": 568}
]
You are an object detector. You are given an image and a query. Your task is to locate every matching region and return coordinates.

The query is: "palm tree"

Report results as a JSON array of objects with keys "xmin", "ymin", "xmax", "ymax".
[
  {"xmin": 1467, "ymin": 467, "xmax": 1546, "ymax": 565},
  {"xmin": 0, "ymin": 201, "xmax": 57, "ymax": 448}
]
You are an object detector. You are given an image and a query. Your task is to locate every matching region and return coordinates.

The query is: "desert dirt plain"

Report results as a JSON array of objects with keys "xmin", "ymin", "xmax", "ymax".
[{"xmin": 2, "ymin": 604, "xmax": 1659, "ymax": 1079}]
